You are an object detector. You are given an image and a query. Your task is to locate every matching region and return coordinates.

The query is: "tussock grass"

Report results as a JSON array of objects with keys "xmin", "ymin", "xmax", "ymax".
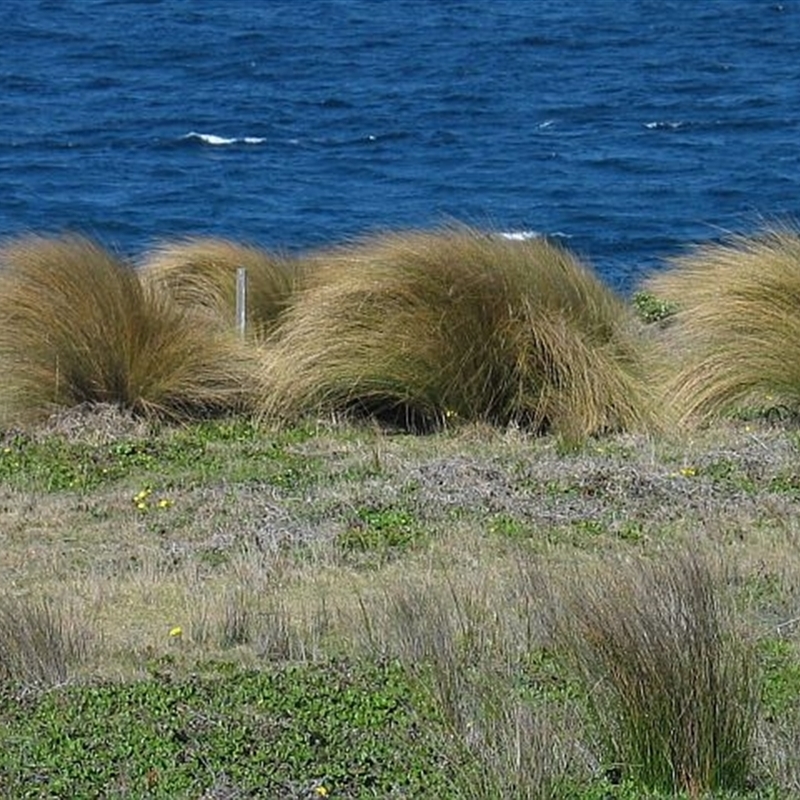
[
  {"xmin": 138, "ymin": 236, "xmax": 299, "ymax": 339},
  {"xmin": 643, "ymin": 226, "xmax": 800, "ymax": 425},
  {"xmin": 259, "ymin": 226, "xmax": 655, "ymax": 438},
  {"xmin": 0, "ymin": 594, "xmax": 90, "ymax": 688},
  {"xmin": 550, "ymin": 549, "xmax": 758, "ymax": 795},
  {"xmin": 0, "ymin": 235, "xmax": 258, "ymax": 423}
]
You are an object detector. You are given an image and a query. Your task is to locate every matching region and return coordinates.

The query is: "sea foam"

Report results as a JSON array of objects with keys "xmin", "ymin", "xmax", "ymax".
[{"xmin": 182, "ymin": 131, "xmax": 266, "ymax": 146}]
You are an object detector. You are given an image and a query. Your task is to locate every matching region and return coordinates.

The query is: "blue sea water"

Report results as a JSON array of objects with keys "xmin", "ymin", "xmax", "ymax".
[{"xmin": 1, "ymin": 0, "xmax": 799, "ymax": 291}]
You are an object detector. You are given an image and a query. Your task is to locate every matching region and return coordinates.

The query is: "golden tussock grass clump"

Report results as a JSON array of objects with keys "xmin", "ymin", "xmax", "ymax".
[
  {"xmin": 0, "ymin": 234, "xmax": 258, "ymax": 423},
  {"xmin": 259, "ymin": 226, "xmax": 656, "ymax": 437},
  {"xmin": 643, "ymin": 226, "xmax": 800, "ymax": 425},
  {"xmin": 138, "ymin": 236, "xmax": 299, "ymax": 339}
]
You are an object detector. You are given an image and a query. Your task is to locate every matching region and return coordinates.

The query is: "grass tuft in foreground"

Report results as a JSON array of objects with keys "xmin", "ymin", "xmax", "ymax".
[
  {"xmin": 0, "ymin": 235, "xmax": 258, "ymax": 423},
  {"xmin": 550, "ymin": 549, "xmax": 758, "ymax": 795},
  {"xmin": 259, "ymin": 226, "xmax": 656, "ymax": 438},
  {"xmin": 353, "ymin": 574, "xmax": 575, "ymax": 799},
  {"xmin": 642, "ymin": 226, "xmax": 800, "ymax": 425},
  {"xmin": 0, "ymin": 594, "xmax": 90, "ymax": 688}
]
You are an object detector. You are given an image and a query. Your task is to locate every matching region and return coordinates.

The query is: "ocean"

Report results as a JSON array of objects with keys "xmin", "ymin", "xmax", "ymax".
[{"xmin": 1, "ymin": 0, "xmax": 799, "ymax": 291}]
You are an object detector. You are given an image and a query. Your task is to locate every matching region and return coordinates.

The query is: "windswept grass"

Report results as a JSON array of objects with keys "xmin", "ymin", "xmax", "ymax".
[
  {"xmin": 259, "ymin": 226, "xmax": 655, "ymax": 438},
  {"xmin": 0, "ymin": 235, "xmax": 257, "ymax": 423},
  {"xmin": 643, "ymin": 226, "xmax": 800, "ymax": 425},
  {"xmin": 550, "ymin": 549, "xmax": 759, "ymax": 795},
  {"xmin": 138, "ymin": 236, "xmax": 299, "ymax": 339}
]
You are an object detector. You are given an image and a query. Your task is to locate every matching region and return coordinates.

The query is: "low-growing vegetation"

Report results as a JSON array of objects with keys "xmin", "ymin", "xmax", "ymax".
[
  {"xmin": 1, "ymin": 411, "xmax": 800, "ymax": 797},
  {"xmin": 4, "ymin": 222, "xmax": 800, "ymax": 797}
]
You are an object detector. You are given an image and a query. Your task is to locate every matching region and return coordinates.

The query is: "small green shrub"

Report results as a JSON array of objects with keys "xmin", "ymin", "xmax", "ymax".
[
  {"xmin": 632, "ymin": 291, "xmax": 676, "ymax": 324},
  {"xmin": 337, "ymin": 505, "xmax": 424, "ymax": 565}
]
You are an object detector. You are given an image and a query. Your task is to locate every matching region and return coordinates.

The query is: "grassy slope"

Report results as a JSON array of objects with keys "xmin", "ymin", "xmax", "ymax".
[{"xmin": 3, "ymin": 408, "xmax": 800, "ymax": 797}]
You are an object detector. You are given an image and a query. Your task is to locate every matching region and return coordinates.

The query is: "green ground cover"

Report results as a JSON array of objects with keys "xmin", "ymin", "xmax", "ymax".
[{"xmin": 2, "ymin": 412, "xmax": 800, "ymax": 798}]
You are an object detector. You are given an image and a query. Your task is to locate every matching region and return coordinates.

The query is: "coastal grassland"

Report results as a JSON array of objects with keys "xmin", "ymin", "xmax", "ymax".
[
  {"xmin": 138, "ymin": 236, "xmax": 300, "ymax": 340},
  {"xmin": 0, "ymin": 235, "xmax": 257, "ymax": 425},
  {"xmin": 259, "ymin": 226, "xmax": 657, "ymax": 438},
  {"xmin": 4, "ymin": 409, "xmax": 800, "ymax": 797},
  {"xmin": 643, "ymin": 226, "xmax": 800, "ymax": 426}
]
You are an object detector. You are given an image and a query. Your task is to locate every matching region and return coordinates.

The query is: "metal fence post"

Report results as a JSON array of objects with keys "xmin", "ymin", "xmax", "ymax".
[{"xmin": 236, "ymin": 267, "xmax": 247, "ymax": 339}]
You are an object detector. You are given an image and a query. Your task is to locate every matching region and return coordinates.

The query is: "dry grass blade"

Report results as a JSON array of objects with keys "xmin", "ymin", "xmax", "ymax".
[
  {"xmin": 0, "ymin": 234, "xmax": 258, "ymax": 423},
  {"xmin": 550, "ymin": 549, "xmax": 758, "ymax": 794},
  {"xmin": 0, "ymin": 594, "xmax": 90, "ymax": 688},
  {"xmin": 138, "ymin": 236, "xmax": 300, "ymax": 340},
  {"xmin": 259, "ymin": 226, "xmax": 655, "ymax": 437},
  {"xmin": 350, "ymin": 575, "xmax": 571, "ymax": 799},
  {"xmin": 643, "ymin": 226, "xmax": 800, "ymax": 425}
]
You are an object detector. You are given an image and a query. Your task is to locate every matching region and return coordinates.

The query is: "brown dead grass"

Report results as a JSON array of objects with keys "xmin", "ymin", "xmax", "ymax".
[{"xmin": 3, "ymin": 414, "xmax": 800, "ymax": 669}]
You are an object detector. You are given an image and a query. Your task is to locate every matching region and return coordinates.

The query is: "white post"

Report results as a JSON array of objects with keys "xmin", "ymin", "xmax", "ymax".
[{"xmin": 236, "ymin": 267, "xmax": 247, "ymax": 339}]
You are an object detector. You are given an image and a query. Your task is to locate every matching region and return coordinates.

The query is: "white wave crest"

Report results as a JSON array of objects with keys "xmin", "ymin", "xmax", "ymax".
[
  {"xmin": 498, "ymin": 230, "xmax": 541, "ymax": 241},
  {"xmin": 183, "ymin": 131, "xmax": 266, "ymax": 146},
  {"xmin": 644, "ymin": 121, "xmax": 685, "ymax": 130}
]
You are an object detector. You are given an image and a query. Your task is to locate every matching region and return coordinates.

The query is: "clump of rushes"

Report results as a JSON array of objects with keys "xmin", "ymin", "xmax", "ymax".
[
  {"xmin": 0, "ymin": 234, "xmax": 257, "ymax": 423},
  {"xmin": 138, "ymin": 236, "xmax": 299, "ymax": 339},
  {"xmin": 551, "ymin": 550, "xmax": 758, "ymax": 795},
  {"xmin": 0, "ymin": 594, "xmax": 89, "ymax": 687},
  {"xmin": 643, "ymin": 226, "xmax": 800, "ymax": 425},
  {"xmin": 259, "ymin": 226, "xmax": 655, "ymax": 437}
]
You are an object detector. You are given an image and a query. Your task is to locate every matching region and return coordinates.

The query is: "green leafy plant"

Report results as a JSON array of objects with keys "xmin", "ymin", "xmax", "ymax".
[
  {"xmin": 337, "ymin": 505, "xmax": 424, "ymax": 565},
  {"xmin": 632, "ymin": 291, "xmax": 676, "ymax": 324},
  {"xmin": 0, "ymin": 418, "xmax": 320, "ymax": 493},
  {"xmin": 758, "ymin": 638, "xmax": 800, "ymax": 718},
  {"xmin": 0, "ymin": 659, "xmax": 453, "ymax": 798}
]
